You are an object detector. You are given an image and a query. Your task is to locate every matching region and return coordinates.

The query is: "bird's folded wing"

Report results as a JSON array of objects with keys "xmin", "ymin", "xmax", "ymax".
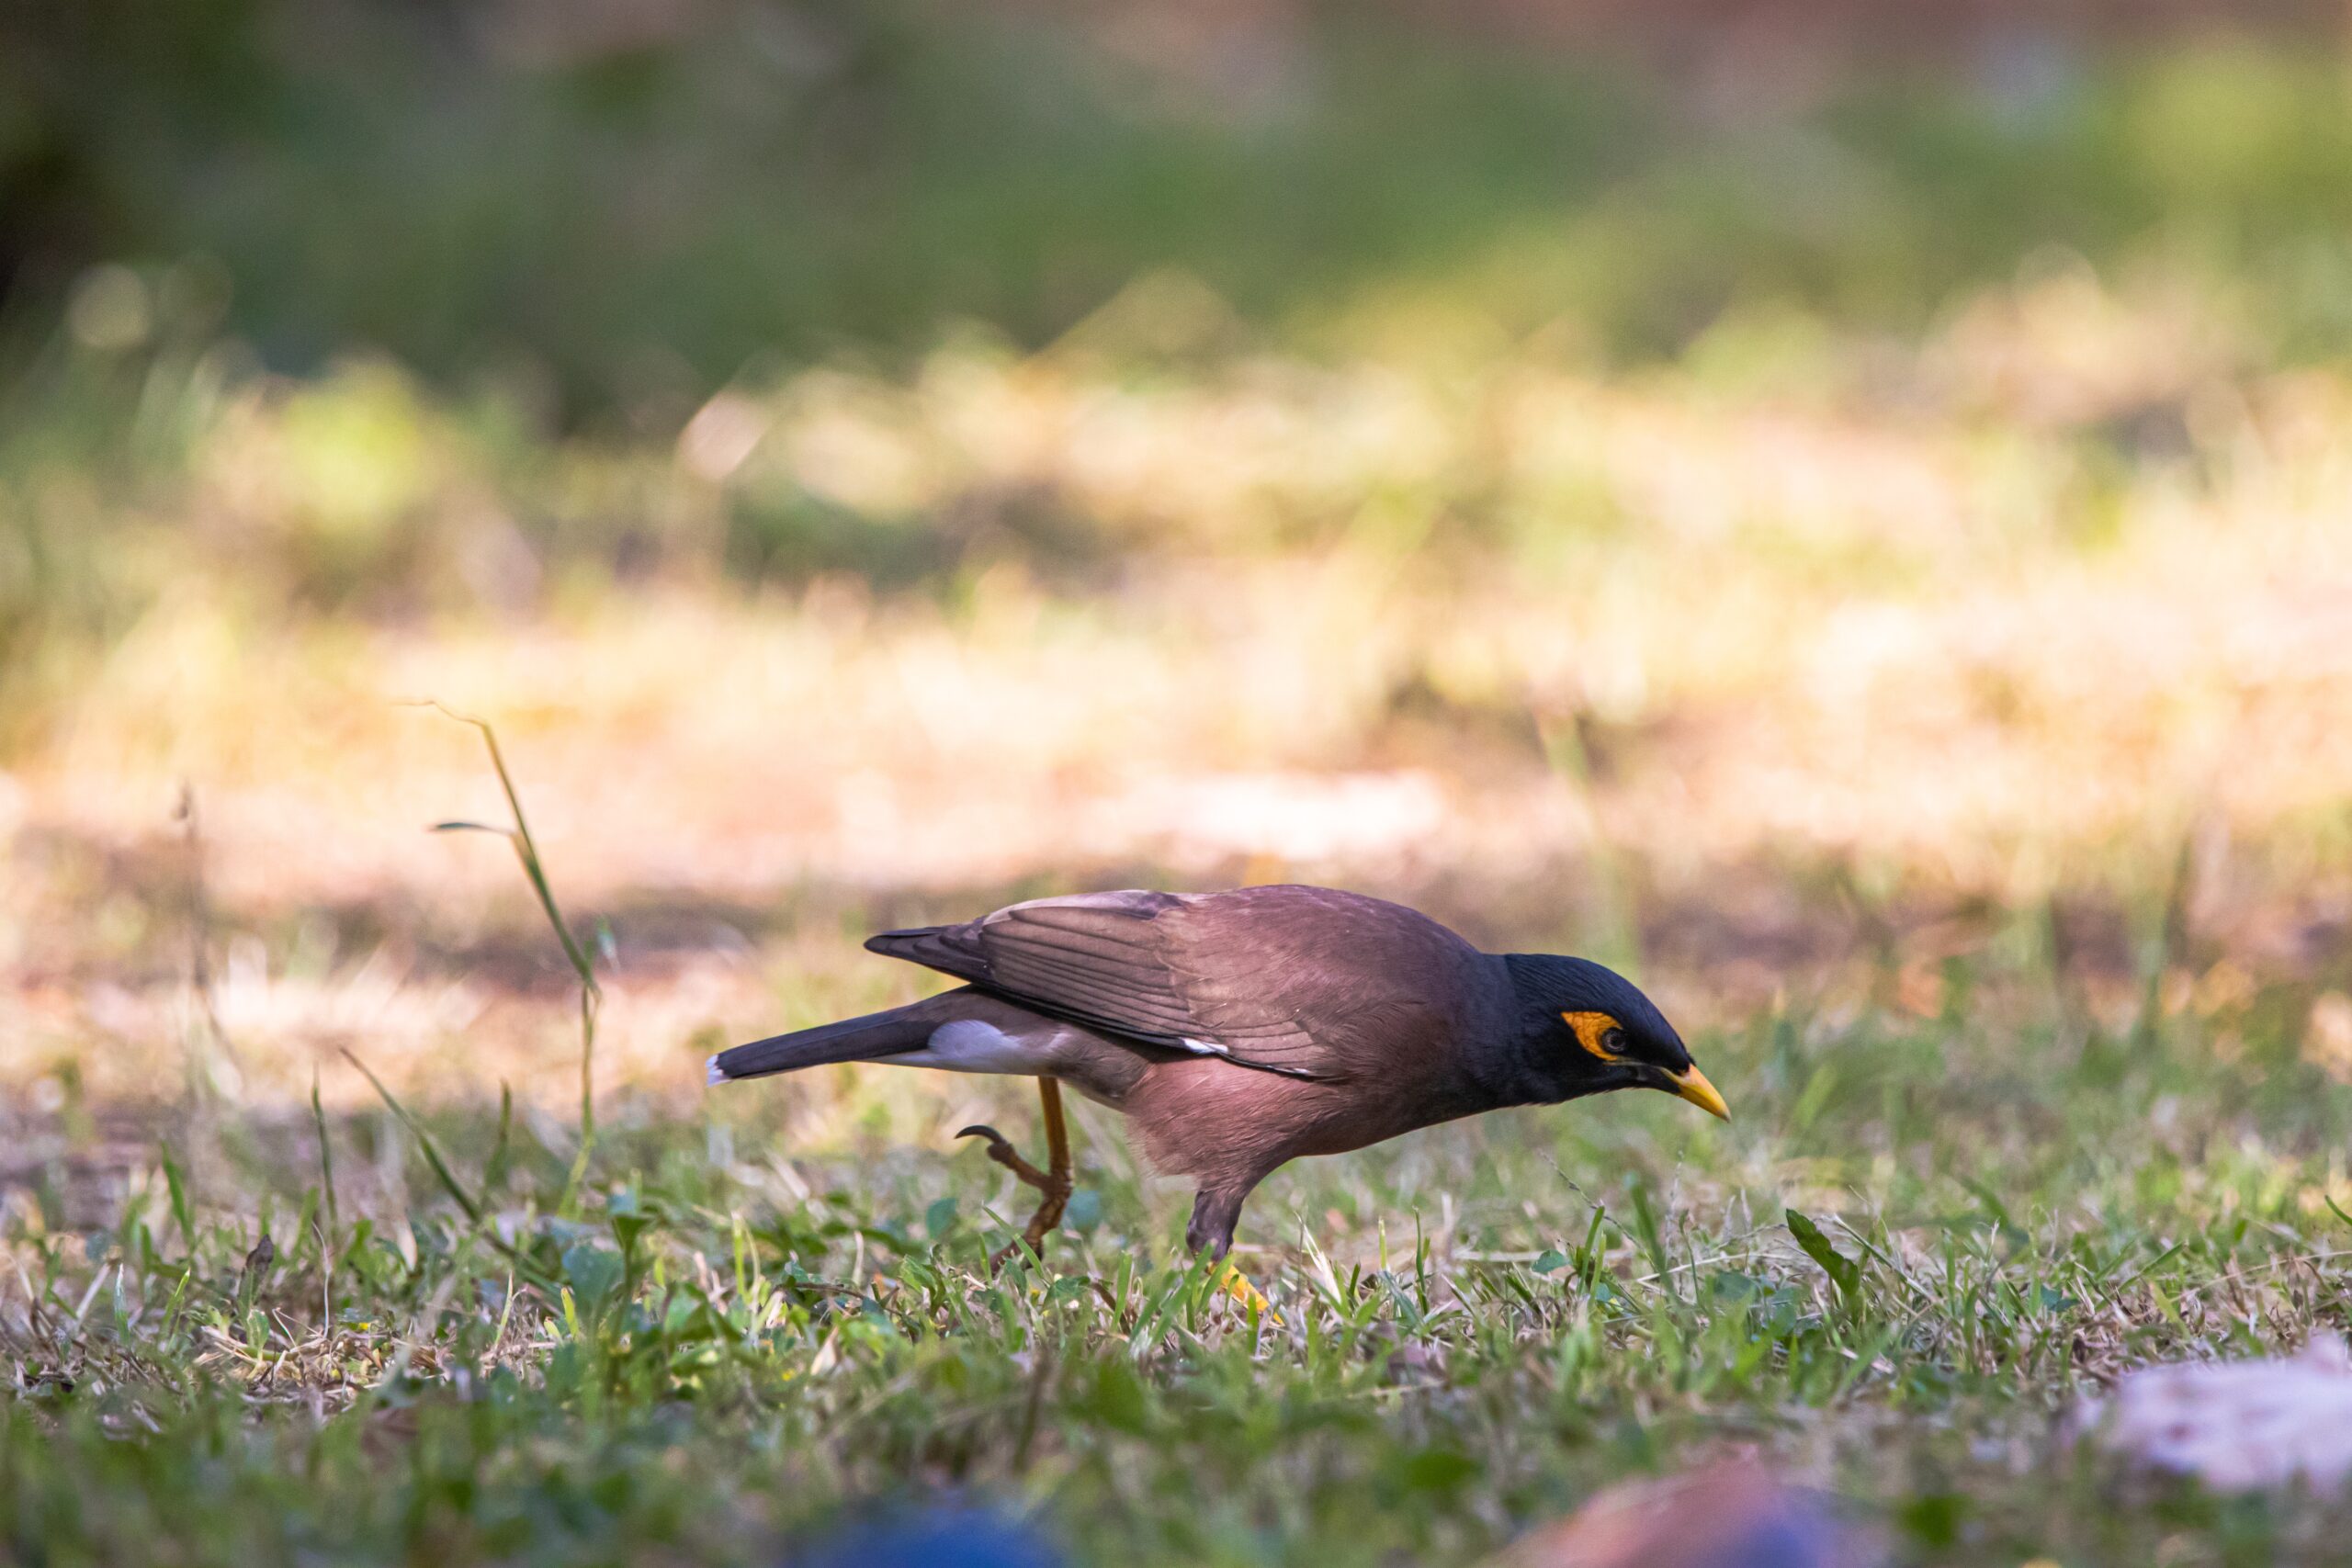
[{"xmin": 865, "ymin": 887, "xmax": 1454, "ymax": 1079}]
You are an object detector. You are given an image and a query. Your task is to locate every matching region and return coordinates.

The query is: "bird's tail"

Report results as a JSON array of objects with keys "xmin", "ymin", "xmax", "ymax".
[{"xmin": 707, "ymin": 1005, "xmax": 936, "ymax": 1086}]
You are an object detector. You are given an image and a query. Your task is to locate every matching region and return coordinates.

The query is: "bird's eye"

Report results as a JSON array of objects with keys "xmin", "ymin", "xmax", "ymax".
[{"xmin": 1564, "ymin": 1010, "xmax": 1627, "ymax": 1063}]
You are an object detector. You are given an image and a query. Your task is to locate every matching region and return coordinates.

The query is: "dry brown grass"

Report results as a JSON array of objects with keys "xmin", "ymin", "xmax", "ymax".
[{"xmin": 3, "ymin": 263, "xmax": 2346, "ymax": 1128}]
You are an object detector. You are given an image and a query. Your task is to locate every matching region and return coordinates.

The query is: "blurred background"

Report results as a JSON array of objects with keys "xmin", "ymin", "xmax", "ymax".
[{"xmin": 2, "ymin": 0, "xmax": 2349, "ymax": 1149}]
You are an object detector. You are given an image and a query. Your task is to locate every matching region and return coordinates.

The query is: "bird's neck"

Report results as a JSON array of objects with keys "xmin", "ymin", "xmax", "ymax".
[
  {"xmin": 1458, "ymin": 1028, "xmax": 1558, "ymax": 1108},
  {"xmin": 1457, "ymin": 957, "xmax": 1566, "ymax": 1109}
]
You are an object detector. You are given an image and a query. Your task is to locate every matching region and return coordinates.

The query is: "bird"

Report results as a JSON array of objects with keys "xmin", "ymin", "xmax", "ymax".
[{"xmin": 708, "ymin": 884, "xmax": 1727, "ymax": 1262}]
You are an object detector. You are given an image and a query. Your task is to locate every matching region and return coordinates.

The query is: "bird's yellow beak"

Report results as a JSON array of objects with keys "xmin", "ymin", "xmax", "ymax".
[{"xmin": 1667, "ymin": 1064, "xmax": 1731, "ymax": 1122}]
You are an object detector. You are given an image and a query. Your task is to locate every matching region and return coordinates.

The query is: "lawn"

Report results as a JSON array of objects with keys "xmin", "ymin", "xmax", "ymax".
[
  {"xmin": 6, "ymin": 889, "xmax": 2351, "ymax": 1565},
  {"xmin": 5, "ymin": 6, "xmax": 2352, "ymax": 1565}
]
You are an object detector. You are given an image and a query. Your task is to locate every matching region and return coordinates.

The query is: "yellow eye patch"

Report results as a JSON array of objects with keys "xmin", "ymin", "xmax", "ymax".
[{"xmin": 1563, "ymin": 1010, "xmax": 1625, "ymax": 1062}]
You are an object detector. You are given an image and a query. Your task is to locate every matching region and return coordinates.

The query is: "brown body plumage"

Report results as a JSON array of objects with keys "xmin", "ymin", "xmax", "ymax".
[{"xmin": 711, "ymin": 885, "xmax": 1725, "ymax": 1257}]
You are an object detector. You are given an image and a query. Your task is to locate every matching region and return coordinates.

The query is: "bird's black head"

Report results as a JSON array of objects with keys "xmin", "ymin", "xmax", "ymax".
[{"xmin": 1496, "ymin": 954, "xmax": 1729, "ymax": 1120}]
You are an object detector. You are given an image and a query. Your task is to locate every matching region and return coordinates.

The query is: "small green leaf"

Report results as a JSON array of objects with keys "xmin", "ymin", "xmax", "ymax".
[
  {"xmin": 1530, "ymin": 1249, "xmax": 1569, "ymax": 1276},
  {"xmin": 1064, "ymin": 1189, "xmax": 1102, "ymax": 1233},
  {"xmin": 611, "ymin": 1212, "xmax": 655, "ymax": 1256},
  {"xmin": 158, "ymin": 1142, "xmax": 196, "ymax": 1255},
  {"xmin": 483, "ymin": 1083, "xmax": 514, "ymax": 1197},
  {"xmin": 562, "ymin": 1244, "xmax": 623, "ymax": 1304},
  {"xmin": 1786, "ymin": 1209, "xmax": 1860, "ymax": 1300},
  {"xmin": 924, "ymin": 1196, "xmax": 959, "ymax": 1239},
  {"xmin": 1709, "ymin": 1269, "xmax": 1763, "ymax": 1303}
]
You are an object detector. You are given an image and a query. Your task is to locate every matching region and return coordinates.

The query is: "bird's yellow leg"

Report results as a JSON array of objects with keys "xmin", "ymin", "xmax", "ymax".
[
  {"xmin": 957, "ymin": 1077, "xmax": 1072, "ymax": 1269},
  {"xmin": 1023, "ymin": 1077, "xmax": 1072, "ymax": 1253}
]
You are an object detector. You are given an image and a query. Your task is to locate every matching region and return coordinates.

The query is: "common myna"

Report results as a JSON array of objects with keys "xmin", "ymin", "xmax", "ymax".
[{"xmin": 710, "ymin": 885, "xmax": 1726, "ymax": 1258}]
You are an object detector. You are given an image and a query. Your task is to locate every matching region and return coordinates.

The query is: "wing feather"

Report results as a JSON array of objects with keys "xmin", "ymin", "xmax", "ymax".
[{"xmin": 865, "ymin": 886, "xmax": 1486, "ymax": 1079}]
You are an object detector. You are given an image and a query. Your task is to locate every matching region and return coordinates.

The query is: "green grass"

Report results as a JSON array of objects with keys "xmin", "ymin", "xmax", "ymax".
[{"xmin": 6, "ymin": 935, "xmax": 2350, "ymax": 1566}]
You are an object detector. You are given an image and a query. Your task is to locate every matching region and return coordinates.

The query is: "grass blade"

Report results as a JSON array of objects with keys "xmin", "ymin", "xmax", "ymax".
[
  {"xmin": 342, "ymin": 1050, "xmax": 484, "ymax": 1226},
  {"xmin": 413, "ymin": 701, "xmax": 602, "ymax": 1195},
  {"xmin": 311, "ymin": 1066, "xmax": 340, "ymax": 1243}
]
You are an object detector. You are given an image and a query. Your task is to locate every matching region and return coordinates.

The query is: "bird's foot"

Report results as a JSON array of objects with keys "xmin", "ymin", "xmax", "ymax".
[
  {"xmin": 956, "ymin": 1122, "xmax": 1055, "ymax": 1190},
  {"xmin": 957, "ymin": 1078, "xmax": 1073, "ymax": 1270}
]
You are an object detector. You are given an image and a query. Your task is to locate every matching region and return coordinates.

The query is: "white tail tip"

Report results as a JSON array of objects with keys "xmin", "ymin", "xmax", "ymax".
[{"xmin": 706, "ymin": 1055, "xmax": 727, "ymax": 1088}]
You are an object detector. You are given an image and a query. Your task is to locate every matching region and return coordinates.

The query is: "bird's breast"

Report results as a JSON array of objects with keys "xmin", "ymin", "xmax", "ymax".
[{"xmin": 1123, "ymin": 1055, "xmax": 1476, "ymax": 1185}]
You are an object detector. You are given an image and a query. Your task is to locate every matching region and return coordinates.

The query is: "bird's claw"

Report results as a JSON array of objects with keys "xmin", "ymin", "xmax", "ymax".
[
  {"xmin": 958, "ymin": 1081, "xmax": 1075, "ymax": 1271},
  {"xmin": 956, "ymin": 1122, "xmax": 1055, "ymax": 1191}
]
